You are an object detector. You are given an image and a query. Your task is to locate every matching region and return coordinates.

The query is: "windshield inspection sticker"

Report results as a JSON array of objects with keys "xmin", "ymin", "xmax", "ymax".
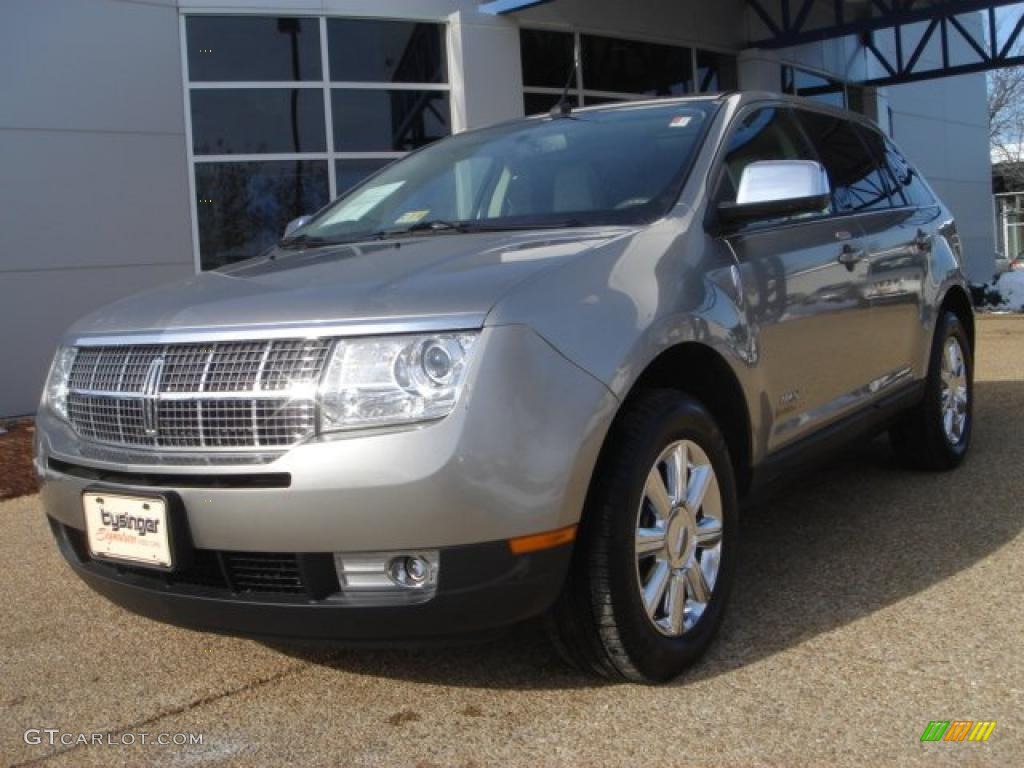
[
  {"xmin": 321, "ymin": 181, "xmax": 405, "ymax": 225},
  {"xmin": 395, "ymin": 210, "xmax": 430, "ymax": 225},
  {"xmin": 669, "ymin": 115, "xmax": 693, "ymax": 128}
]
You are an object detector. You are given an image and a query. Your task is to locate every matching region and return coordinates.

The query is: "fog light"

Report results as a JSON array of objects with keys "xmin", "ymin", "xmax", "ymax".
[
  {"xmin": 333, "ymin": 550, "xmax": 439, "ymax": 605},
  {"xmin": 390, "ymin": 555, "xmax": 431, "ymax": 587}
]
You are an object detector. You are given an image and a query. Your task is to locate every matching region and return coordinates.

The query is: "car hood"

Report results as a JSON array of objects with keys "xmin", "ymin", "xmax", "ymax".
[{"xmin": 65, "ymin": 228, "xmax": 629, "ymax": 340}]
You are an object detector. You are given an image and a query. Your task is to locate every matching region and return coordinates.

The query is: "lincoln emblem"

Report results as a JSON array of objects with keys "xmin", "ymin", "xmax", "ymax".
[{"xmin": 141, "ymin": 356, "xmax": 164, "ymax": 437}]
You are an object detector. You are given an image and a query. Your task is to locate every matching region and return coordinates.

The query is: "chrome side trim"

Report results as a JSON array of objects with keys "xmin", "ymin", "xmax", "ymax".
[{"xmin": 773, "ymin": 366, "xmax": 914, "ymax": 441}]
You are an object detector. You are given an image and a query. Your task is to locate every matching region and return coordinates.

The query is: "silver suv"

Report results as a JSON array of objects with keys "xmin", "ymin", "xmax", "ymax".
[{"xmin": 36, "ymin": 93, "xmax": 974, "ymax": 682}]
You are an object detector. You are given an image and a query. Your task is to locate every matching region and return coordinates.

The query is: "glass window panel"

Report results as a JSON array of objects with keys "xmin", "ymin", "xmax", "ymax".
[
  {"xmin": 523, "ymin": 91, "xmax": 580, "ymax": 115},
  {"xmin": 191, "ymin": 89, "xmax": 326, "ymax": 155},
  {"xmin": 186, "ymin": 16, "xmax": 321, "ymax": 82},
  {"xmin": 846, "ymin": 85, "xmax": 868, "ymax": 115},
  {"xmin": 328, "ymin": 20, "xmax": 446, "ymax": 83},
  {"xmin": 854, "ymin": 123, "xmax": 902, "ymax": 203},
  {"xmin": 195, "ymin": 160, "xmax": 329, "ymax": 269},
  {"xmin": 797, "ymin": 110, "xmax": 894, "ymax": 212},
  {"xmin": 696, "ymin": 50, "xmax": 738, "ymax": 92},
  {"xmin": 721, "ymin": 107, "xmax": 818, "ymax": 206},
  {"xmin": 335, "ymin": 158, "xmax": 393, "ymax": 196},
  {"xmin": 782, "ymin": 66, "xmax": 846, "ymax": 109},
  {"xmin": 331, "ymin": 89, "xmax": 450, "ymax": 152},
  {"xmin": 882, "ymin": 137, "xmax": 935, "ymax": 207},
  {"xmin": 582, "ymin": 95, "xmax": 630, "ymax": 106},
  {"xmin": 300, "ymin": 101, "xmax": 715, "ymax": 242},
  {"xmin": 520, "ymin": 29, "xmax": 576, "ymax": 89},
  {"xmin": 581, "ymin": 34, "xmax": 693, "ymax": 96}
]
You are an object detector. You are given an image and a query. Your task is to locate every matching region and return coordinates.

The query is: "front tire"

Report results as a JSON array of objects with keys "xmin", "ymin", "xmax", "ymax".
[
  {"xmin": 890, "ymin": 311, "xmax": 973, "ymax": 470},
  {"xmin": 547, "ymin": 390, "xmax": 738, "ymax": 683}
]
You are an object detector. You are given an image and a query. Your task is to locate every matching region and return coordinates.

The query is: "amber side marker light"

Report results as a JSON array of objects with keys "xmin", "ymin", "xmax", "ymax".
[{"xmin": 508, "ymin": 525, "xmax": 577, "ymax": 555}]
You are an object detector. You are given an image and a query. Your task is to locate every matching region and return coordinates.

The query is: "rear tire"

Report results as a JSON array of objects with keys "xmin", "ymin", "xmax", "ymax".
[
  {"xmin": 889, "ymin": 311, "xmax": 973, "ymax": 470},
  {"xmin": 546, "ymin": 390, "xmax": 738, "ymax": 683}
]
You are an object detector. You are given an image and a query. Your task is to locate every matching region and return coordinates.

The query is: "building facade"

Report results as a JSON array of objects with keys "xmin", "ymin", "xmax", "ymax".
[{"xmin": 0, "ymin": 0, "xmax": 996, "ymax": 416}]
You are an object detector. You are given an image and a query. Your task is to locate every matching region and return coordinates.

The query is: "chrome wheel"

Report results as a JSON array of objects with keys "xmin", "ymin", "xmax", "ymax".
[
  {"xmin": 940, "ymin": 337, "xmax": 968, "ymax": 445},
  {"xmin": 635, "ymin": 440, "xmax": 723, "ymax": 637}
]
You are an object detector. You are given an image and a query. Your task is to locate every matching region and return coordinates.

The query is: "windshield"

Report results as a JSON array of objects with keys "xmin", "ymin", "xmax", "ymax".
[{"xmin": 285, "ymin": 100, "xmax": 718, "ymax": 245}]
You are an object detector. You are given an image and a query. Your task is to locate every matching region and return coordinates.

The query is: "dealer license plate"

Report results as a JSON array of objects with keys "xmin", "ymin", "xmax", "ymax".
[{"xmin": 83, "ymin": 492, "xmax": 173, "ymax": 568}]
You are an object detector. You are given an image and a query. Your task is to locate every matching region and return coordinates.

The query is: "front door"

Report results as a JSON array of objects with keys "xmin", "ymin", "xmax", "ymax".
[
  {"xmin": 715, "ymin": 105, "xmax": 876, "ymax": 452},
  {"xmin": 727, "ymin": 217, "xmax": 871, "ymax": 451}
]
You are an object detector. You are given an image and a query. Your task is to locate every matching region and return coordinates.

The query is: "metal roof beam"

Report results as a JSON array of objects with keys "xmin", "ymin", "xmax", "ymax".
[
  {"xmin": 478, "ymin": 0, "xmax": 556, "ymax": 14},
  {"xmin": 746, "ymin": 0, "xmax": 1024, "ymax": 49},
  {"xmin": 857, "ymin": 4, "xmax": 1024, "ymax": 85}
]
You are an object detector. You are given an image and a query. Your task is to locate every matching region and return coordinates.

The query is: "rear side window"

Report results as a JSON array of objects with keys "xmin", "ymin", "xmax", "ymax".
[
  {"xmin": 882, "ymin": 138, "xmax": 935, "ymax": 207},
  {"xmin": 796, "ymin": 109, "xmax": 893, "ymax": 213},
  {"xmin": 852, "ymin": 123, "xmax": 902, "ymax": 205},
  {"xmin": 719, "ymin": 107, "xmax": 817, "ymax": 203}
]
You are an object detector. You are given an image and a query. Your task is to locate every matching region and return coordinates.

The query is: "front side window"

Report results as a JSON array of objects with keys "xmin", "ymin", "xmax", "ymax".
[
  {"xmin": 719, "ymin": 107, "xmax": 817, "ymax": 205},
  {"xmin": 796, "ymin": 110, "xmax": 893, "ymax": 213},
  {"xmin": 284, "ymin": 101, "xmax": 717, "ymax": 248}
]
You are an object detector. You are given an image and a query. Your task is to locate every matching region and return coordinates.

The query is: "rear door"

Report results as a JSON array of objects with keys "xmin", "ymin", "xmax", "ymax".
[
  {"xmin": 716, "ymin": 105, "xmax": 874, "ymax": 451},
  {"xmin": 873, "ymin": 133, "xmax": 942, "ymax": 379},
  {"xmin": 795, "ymin": 107, "xmax": 924, "ymax": 398}
]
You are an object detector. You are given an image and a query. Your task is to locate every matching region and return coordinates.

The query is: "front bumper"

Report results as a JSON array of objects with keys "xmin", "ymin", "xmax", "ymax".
[
  {"xmin": 36, "ymin": 325, "xmax": 617, "ymax": 639},
  {"xmin": 48, "ymin": 517, "xmax": 571, "ymax": 641}
]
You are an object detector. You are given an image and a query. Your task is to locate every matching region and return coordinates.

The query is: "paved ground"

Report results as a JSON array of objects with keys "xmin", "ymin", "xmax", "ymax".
[{"xmin": 3, "ymin": 316, "xmax": 1023, "ymax": 768}]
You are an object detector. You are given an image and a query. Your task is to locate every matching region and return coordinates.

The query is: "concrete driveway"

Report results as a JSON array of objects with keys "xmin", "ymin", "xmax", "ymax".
[{"xmin": 3, "ymin": 316, "xmax": 1022, "ymax": 767}]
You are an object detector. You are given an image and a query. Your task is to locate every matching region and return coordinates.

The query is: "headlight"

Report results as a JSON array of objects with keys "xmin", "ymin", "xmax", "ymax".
[
  {"xmin": 319, "ymin": 333, "xmax": 478, "ymax": 432},
  {"xmin": 44, "ymin": 346, "xmax": 77, "ymax": 421}
]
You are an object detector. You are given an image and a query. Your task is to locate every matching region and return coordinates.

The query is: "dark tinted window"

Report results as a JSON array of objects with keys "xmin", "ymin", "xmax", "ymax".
[
  {"xmin": 191, "ymin": 89, "xmax": 326, "ymax": 155},
  {"xmin": 335, "ymin": 158, "xmax": 392, "ymax": 195},
  {"xmin": 882, "ymin": 138, "xmax": 935, "ymax": 207},
  {"xmin": 581, "ymin": 34, "xmax": 692, "ymax": 96},
  {"xmin": 846, "ymin": 85, "xmax": 868, "ymax": 115},
  {"xmin": 521, "ymin": 29, "xmax": 575, "ymax": 88},
  {"xmin": 796, "ymin": 110, "xmax": 893, "ymax": 212},
  {"xmin": 720, "ymin": 107, "xmax": 817, "ymax": 203},
  {"xmin": 331, "ymin": 89, "xmax": 450, "ymax": 151},
  {"xmin": 582, "ymin": 95, "xmax": 630, "ymax": 106},
  {"xmin": 186, "ymin": 17, "xmax": 321, "ymax": 82},
  {"xmin": 327, "ymin": 20, "xmax": 446, "ymax": 83},
  {"xmin": 524, "ymin": 91, "xmax": 580, "ymax": 115},
  {"xmin": 196, "ymin": 160, "xmax": 329, "ymax": 269},
  {"xmin": 696, "ymin": 50, "xmax": 738, "ymax": 92}
]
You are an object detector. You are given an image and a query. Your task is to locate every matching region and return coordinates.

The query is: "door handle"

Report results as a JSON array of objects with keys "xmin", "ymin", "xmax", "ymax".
[
  {"xmin": 914, "ymin": 229, "xmax": 933, "ymax": 253},
  {"xmin": 837, "ymin": 243, "xmax": 865, "ymax": 270}
]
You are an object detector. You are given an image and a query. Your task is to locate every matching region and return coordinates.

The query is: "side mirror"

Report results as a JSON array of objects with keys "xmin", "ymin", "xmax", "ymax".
[
  {"xmin": 716, "ymin": 160, "xmax": 831, "ymax": 231},
  {"xmin": 283, "ymin": 215, "xmax": 312, "ymax": 238}
]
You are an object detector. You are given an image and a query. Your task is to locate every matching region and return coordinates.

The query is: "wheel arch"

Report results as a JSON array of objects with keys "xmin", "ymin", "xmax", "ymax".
[
  {"xmin": 937, "ymin": 284, "xmax": 975, "ymax": 354},
  {"xmin": 617, "ymin": 342, "xmax": 754, "ymax": 497}
]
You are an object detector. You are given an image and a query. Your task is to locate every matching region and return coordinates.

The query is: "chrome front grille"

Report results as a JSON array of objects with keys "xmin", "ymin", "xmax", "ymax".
[{"xmin": 66, "ymin": 339, "xmax": 332, "ymax": 450}]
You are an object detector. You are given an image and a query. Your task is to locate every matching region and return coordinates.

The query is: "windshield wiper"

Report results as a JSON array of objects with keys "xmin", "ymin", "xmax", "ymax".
[
  {"xmin": 373, "ymin": 220, "xmax": 473, "ymax": 238},
  {"xmin": 470, "ymin": 219, "xmax": 586, "ymax": 232},
  {"xmin": 277, "ymin": 233, "xmax": 336, "ymax": 249}
]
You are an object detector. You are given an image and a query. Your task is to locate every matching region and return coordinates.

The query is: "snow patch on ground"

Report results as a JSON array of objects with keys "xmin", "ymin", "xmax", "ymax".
[{"xmin": 993, "ymin": 270, "xmax": 1024, "ymax": 311}]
